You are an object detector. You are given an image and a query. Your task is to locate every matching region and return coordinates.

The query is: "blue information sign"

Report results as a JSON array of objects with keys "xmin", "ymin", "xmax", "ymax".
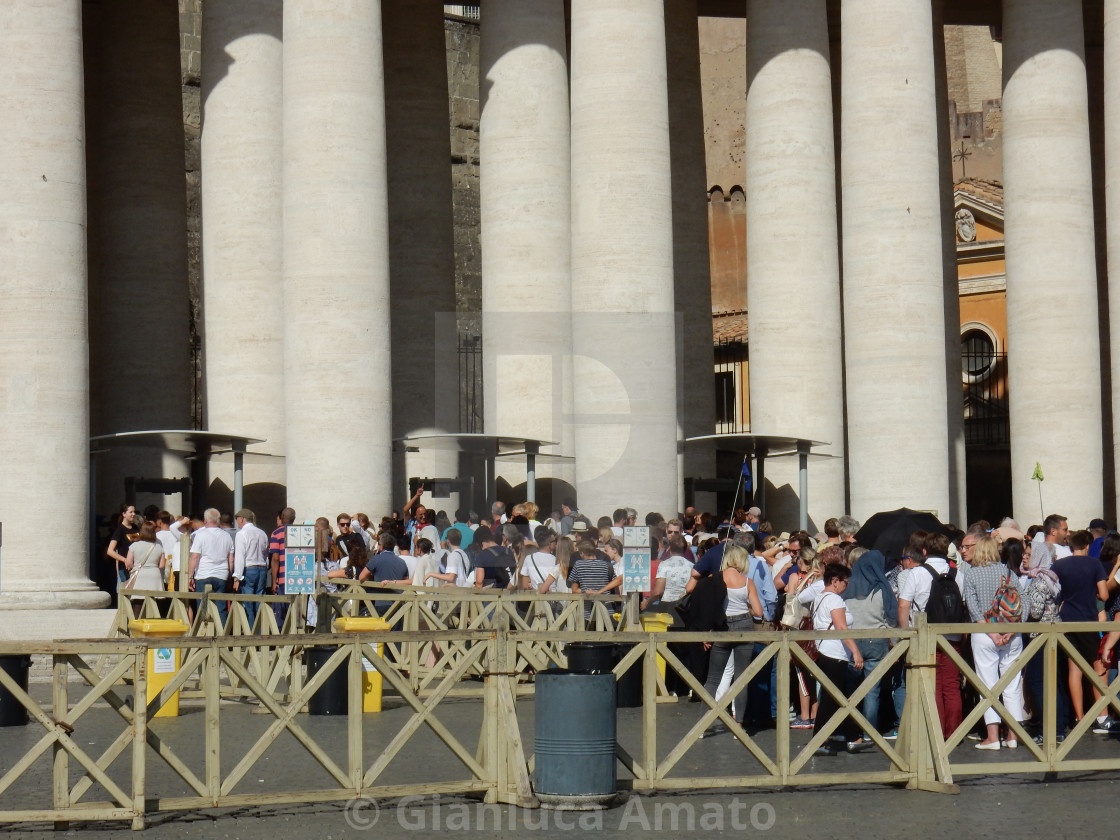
[{"xmin": 284, "ymin": 550, "xmax": 316, "ymax": 595}]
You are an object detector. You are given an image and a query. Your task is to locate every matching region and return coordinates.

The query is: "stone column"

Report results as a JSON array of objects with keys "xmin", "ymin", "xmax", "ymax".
[
  {"xmin": 1107, "ymin": 0, "xmax": 1120, "ymax": 524},
  {"xmin": 0, "ymin": 0, "xmax": 106, "ymax": 610},
  {"xmin": 85, "ymin": 0, "xmax": 192, "ymax": 520},
  {"xmin": 933, "ymin": 0, "xmax": 967, "ymax": 526},
  {"xmin": 1004, "ymin": 0, "xmax": 1102, "ymax": 525},
  {"xmin": 201, "ymin": 0, "xmax": 285, "ymax": 510},
  {"xmin": 383, "ymin": 0, "xmax": 467, "ymax": 514},
  {"xmin": 745, "ymin": 0, "xmax": 845, "ymax": 530},
  {"xmin": 667, "ymin": 0, "xmax": 717, "ymax": 515},
  {"xmin": 841, "ymin": 0, "xmax": 950, "ymax": 521},
  {"xmin": 571, "ymin": 0, "xmax": 678, "ymax": 519},
  {"xmin": 283, "ymin": 0, "xmax": 393, "ymax": 517},
  {"xmin": 480, "ymin": 0, "xmax": 573, "ymax": 497}
]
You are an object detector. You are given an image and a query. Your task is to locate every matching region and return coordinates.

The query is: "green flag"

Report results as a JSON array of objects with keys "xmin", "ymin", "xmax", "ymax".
[{"xmin": 1031, "ymin": 462, "xmax": 1044, "ymax": 482}]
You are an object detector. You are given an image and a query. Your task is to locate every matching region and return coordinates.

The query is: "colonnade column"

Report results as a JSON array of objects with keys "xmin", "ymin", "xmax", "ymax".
[
  {"xmin": 201, "ymin": 0, "xmax": 285, "ymax": 507},
  {"xmin": 745, "ymin": 0, "xmax": 845, "ymax": 530},
  {"xmin": 841, "ymin": 0, "xmax": 951, "ymax": 521},
  {"xmin": 1107, "ymin": 0, "xmax": 1120, "ymax": 524},
  {"xmin": 86, "ymin": 0, "xmax": 192, "ymax": 522},
  {"xmin": 479, "ymin": 0, "xmax": 573, "ymax": 497},
  {"xmin": 1004, "ymin": 0, "xmax": 1103, "ymax": 525},
  {"xmin": 570, "ymin": 0, "xmax": 679, "ymax": 519},
  {"xmin": 283, "ymin": 0, "xmax": 393, "ymax": 517},
  {"xmin": 0, "ymin": 1, "xmax": 106, "ymax": 608},
  {"xmin": 384, "ymin": 0, "xmax": 462, "ymax": 511},
  {"xmin": 666, "ymin": 0, "xmax": 717, "ymax": 515}
]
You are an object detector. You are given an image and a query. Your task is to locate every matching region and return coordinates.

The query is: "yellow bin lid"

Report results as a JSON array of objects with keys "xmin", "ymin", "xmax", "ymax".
[
  {"xmin": 128, "ymin": 619, "xmax": 189, "ymax": 637},
  {"xmin": 333, "ymin": 617, "xmax": 392, "ymax": 632},
  {"xmin": 640, "ymin": 614, "xmax": 674, "ymax": 630}
]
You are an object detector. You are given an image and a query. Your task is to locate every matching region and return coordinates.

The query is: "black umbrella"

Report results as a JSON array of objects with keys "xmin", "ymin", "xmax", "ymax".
[{"xmin": 854, "ymin": 508, "xmax": 953, "ymax": 560}]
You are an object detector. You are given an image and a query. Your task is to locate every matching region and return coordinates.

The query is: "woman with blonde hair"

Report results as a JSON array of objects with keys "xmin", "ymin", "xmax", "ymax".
[
  {"xmin": 700, "ymin": 543, "xmax": 763, "ymax": 733},
  {"xmin": 963, "ymin": 534, "xmax": 1024, "ymax": 749}
]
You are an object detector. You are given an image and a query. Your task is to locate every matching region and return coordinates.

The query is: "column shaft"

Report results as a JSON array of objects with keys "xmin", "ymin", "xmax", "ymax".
[
  {"xmin": 746, "ymin": 0, "xmax": 845, "ymax": 529},
  {"xmin": 283, "ymin": 0, "xmax": 393, "ymax": 517},
  {"xmin": 841, "ymin": 0, "xmax": 950, "ymax": 521},
  {"xmin": 667, "ymin": 0, "xmax": 717, "ymax": 514},
  {"xmin": 480, "ymin": 0, "xmax": 573, "ymax": 497},
  {"xmin": 383, "ymin": 0, "xmax": 470, "ymax": 513},
  {"xmin": 201, "ymin": 0, "xmax": 285, "ymax": 509},
  {"xmin": 1004, "ymin": 0, "xmax": 1102, "ymax": 525},
  {"xmin": 571, "ymin": 0, "xmax": 679, "ymax": 519},
  {"xmin": 0, "ymin": 0, "xmax": 105, "ymax": 608},
  {"xmin": 1107, "ymin": 0, "xmax": 1120, "ymax": 524}
]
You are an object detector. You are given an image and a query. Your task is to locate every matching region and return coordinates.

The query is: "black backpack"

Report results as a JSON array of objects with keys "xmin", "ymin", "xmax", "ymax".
[{"xmin": 919, "ymin": 562, "xmax": 969, "ymax": 624}]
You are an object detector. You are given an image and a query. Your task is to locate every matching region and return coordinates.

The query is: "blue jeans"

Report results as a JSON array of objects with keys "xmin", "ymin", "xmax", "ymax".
[
  {"xmin": 1024, "ymin": 634, "xmax": 1070, "ymax": 734},
  {"xmin": 854, "ymin": 637, "xmax": 890, "ymax": 738},
  {"xmin": 241, "ymin": 566, "xmax": 268, "ymax": 630},
  {"xmin": 195, "ymin": 577, "xmax": 228, "ymax": 628}
]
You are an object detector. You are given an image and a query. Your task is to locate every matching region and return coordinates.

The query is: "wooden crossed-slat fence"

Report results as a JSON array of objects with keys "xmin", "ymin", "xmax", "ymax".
[{"xmin": 4, "ymin": 615, "xmax": 1120, "ymax": 829}]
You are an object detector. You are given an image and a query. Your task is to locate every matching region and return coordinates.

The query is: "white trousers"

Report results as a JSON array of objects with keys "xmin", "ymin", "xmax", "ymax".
[{"xmin": 971, "ymin": 630, "xmax": 1025, "ymax": 726}]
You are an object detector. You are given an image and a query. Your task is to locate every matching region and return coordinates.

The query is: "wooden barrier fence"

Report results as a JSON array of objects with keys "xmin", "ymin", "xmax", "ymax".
[{"xmin": 3, "ymin": 616, "xmax": 1120, "ymax": 829}]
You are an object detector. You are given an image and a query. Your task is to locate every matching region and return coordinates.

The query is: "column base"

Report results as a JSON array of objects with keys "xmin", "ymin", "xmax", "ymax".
[
  {"xmin": 0, "ymin": 607, "xmax": 117, "ymax": 641},
  {"xmin": 0, "ymin": 588, "xmax": 112, "ymax": 612}
]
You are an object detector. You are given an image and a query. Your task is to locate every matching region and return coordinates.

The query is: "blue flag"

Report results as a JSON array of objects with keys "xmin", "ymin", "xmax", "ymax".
[{"xmin": 741, "ymin": 459, "xmax": 753, "ymax": 492}]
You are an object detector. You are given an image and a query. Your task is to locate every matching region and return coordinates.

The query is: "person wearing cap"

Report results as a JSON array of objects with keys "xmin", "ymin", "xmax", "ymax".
[
  {"xmin": 233, "ymin": 508, "xmax": 270, "ymax": 629},
  {"xmin": 744, "ymin": 506, "xmax": 761, "ymax": 532},
  {"xmin": 1089, "ymin": 518, "xmax": 1111, "ymax": 559}
]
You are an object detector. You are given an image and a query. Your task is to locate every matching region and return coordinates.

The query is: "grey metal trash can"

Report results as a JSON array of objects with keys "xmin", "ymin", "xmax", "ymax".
[
  {"xmin": 0, "ymin": 655, "xmax": 32, "ymax": 727},
  {"xmin": 534, "ymin": 671, "xmax": 616, "ymax": 807}
]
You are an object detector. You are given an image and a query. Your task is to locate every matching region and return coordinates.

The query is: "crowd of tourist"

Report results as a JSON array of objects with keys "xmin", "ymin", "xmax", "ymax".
[{"xmin": 104, "ymin": 493, "xmax": 1120, "ymax": 754}]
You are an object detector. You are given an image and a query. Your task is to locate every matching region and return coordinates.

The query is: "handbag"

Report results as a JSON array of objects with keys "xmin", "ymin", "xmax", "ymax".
[
  {"xmin": 117, "ymin": 543, "xmax": 159, "ymax": 594},
  {"xmin": 984, "ymin": 572, "xmax": 1023, "ymax": 623},
  {"xmin": 780, "ymin": 571, "xmax": 818, "ymax": 629},
  {"xmin": 797, "ymin": 613, "xmax": 819, "ymax": 661}
]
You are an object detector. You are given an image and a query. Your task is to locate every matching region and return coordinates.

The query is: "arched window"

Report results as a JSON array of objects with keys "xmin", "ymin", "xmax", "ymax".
[{"xmin": 961, "ymin": 327, "xmax": 996, "ymax": 382}]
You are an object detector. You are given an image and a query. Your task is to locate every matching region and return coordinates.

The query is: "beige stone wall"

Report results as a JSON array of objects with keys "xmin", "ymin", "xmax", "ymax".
[
  {"xmin": 699, "ymin": 16, "xmax": 746, "ymax": 191},
  {"xmin": 944, "ymin": 24, "xmax": 1002, "ymax": 113}
]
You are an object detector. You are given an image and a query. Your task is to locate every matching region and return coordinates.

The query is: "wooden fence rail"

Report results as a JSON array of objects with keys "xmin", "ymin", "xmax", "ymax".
[{"xmin": 3, "ymin": 616, "xmax": 1120, "ymax": 829}]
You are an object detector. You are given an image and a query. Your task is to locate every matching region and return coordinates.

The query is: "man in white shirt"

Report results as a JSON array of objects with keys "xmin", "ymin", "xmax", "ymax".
[
  {"xmin": 189, "ymin": 508, "xmax": 236, "ymax": 627},
  {"xmin": 233, "ymin": 508, "xmax": 270, "ymax": 629},
  {"xmin": 155, "ymin": 511, "xmax": 189, "ymax": 591}
]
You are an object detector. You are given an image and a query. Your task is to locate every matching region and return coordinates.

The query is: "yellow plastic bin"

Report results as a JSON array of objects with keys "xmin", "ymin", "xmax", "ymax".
[
  {"xmin": 640, "ymin": 613, "xmax": 675, "ymax": 683},
  {"xmin": 129, "ymin": 619, "xmax": 188, "ymax": 718},
  {"xmin": 333, "ymin": 617, "xmax": 392, "ymax": 712}
]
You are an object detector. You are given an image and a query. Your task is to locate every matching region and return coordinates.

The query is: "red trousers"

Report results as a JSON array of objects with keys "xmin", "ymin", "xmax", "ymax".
[{"xmin": 934, "ymin": 644, "xmax": 963, "ymax": 739}]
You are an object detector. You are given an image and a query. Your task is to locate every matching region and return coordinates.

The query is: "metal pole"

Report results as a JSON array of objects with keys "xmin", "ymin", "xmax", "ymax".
[
  {"xmin": 233, "ymin": 444, "xmax": 245, "ymax": 514},
  {"xmin": 756, "ymin": 440, "xmax": 768, "ymax": 515},
  {"xmin": 798, "ymin": 440, "xmax": 809, "ymax": 532},
  {"xmin": 525, "ymin": 441, "xmax": 538, "ymax": 504}
]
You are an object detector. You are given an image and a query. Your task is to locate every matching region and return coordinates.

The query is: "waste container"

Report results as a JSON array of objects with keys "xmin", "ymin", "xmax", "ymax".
[
  {"xmin": 640, "ymin": 613, "xmax": 674, "ymax": 684},
  {"xmin": 564, "ymin": 641, "xmax": 642, "ymax": 708},
  {"xmin": 534, "ymin": 671, "xmax": 616, "ymax": 806},
  {"xmin": 564, "ymin": 642, "xmax": 615, "ymax": 674},
  {"xmin": 0, "ymin": 655, "xmax": 32, "ymax": 727},
  {"xmin": 306, "ymin": 645, "xmax": 348, "ymax": 715},
  {"xmin": 128, "ymin": 619, "xmax": 188, "ymax": 718},
  {"xmin": 333, "ymin": 616, "xmax": 391, "ymax": 712}
]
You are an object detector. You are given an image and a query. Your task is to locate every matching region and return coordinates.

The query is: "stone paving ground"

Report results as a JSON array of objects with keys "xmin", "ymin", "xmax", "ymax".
[{"xmin": 3, "ymin": 684, "xmax": 1120, "ymax": 837}]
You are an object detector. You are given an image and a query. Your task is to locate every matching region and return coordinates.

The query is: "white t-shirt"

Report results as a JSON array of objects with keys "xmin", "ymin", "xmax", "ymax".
[
  {"xmin": 655, "ymin": 555, "xmax": 693, "ymax": 603},
  {"xmin": 155, "ymin": 529, "xmax": 180, "ymax": 573},
  {"xmin": 444, "ymin": 548, "xmax": 472, "ymax": 587},
  {"xmin": 190, "ymin": 526, "xmax": 234, "ymax": 581},
  {"xmin": 898, "ymin": 556, "xmax": 951, "ymax": 615},
  {"xmin": 813, "ymin": 590, "xmax": 853, "ymax": 662},
  {"xmin": 520, "ymin": 551, "xmax": 556, "ymax": 590}
]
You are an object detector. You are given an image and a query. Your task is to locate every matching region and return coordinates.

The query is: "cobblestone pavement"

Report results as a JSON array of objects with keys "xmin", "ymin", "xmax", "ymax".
[{"xmin": 3, "ymin": 689, "xmax": 1120, "ymax": 838}]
